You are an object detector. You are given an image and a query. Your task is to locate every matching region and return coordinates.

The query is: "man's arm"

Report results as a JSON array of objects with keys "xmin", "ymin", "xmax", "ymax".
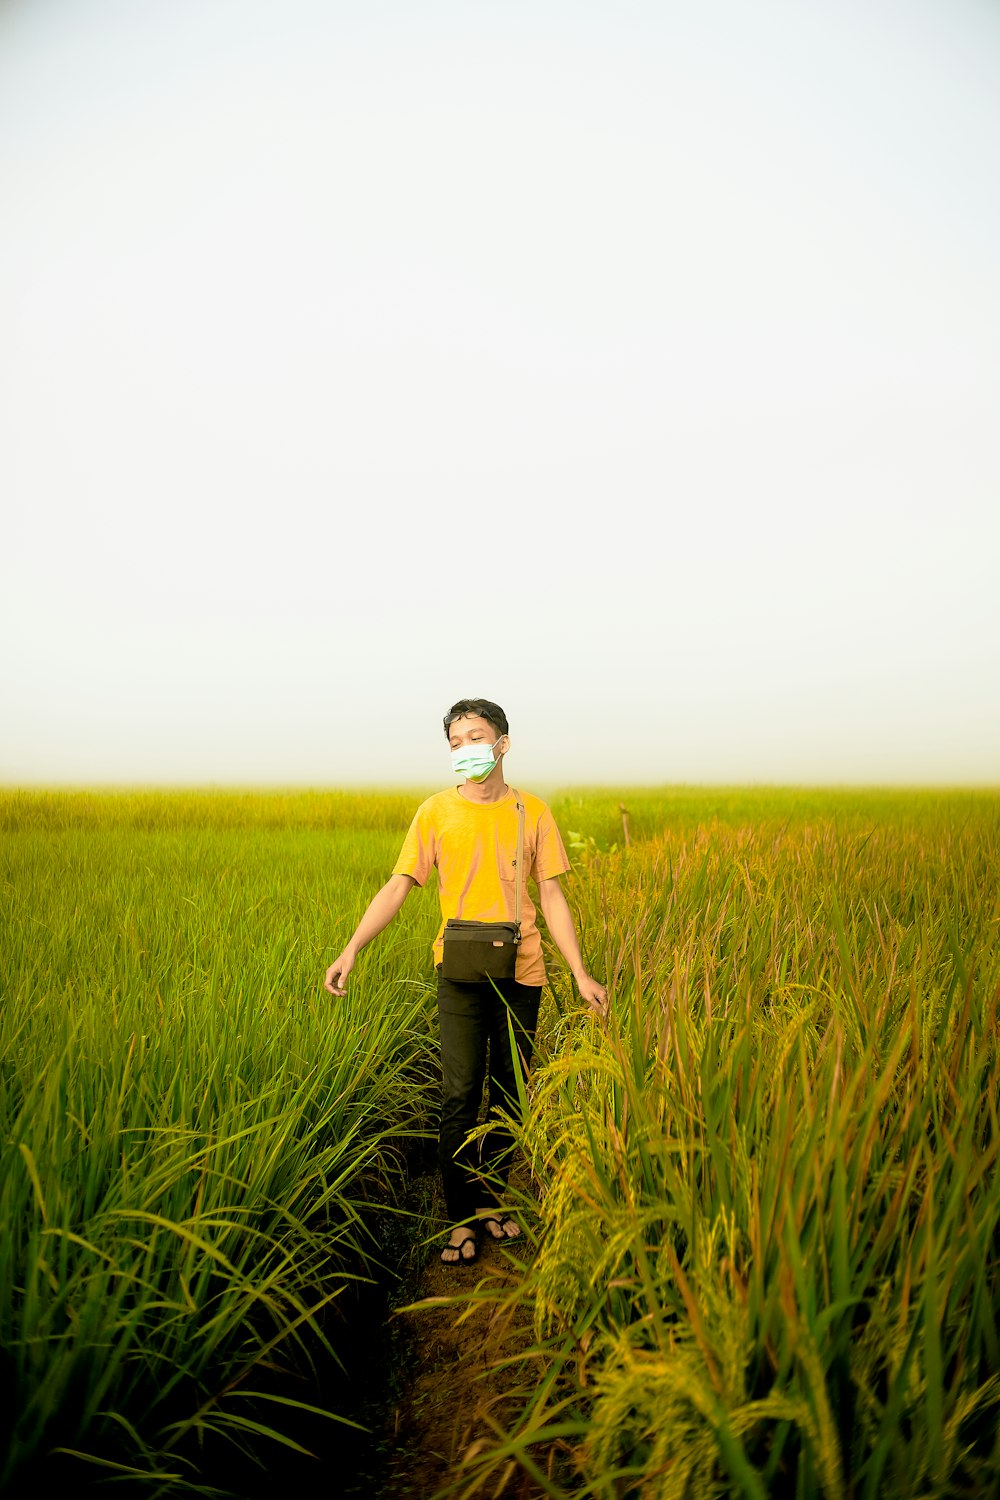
[
  {"xmin": 325, "ymin": 873, "xmax": 417, "ymax": 997},
  {"xmin": 537, "ymin": 875, "xmax": 608, "ymax": 1015}
]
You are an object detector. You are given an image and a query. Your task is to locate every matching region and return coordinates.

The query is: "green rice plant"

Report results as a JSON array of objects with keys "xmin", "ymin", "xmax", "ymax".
[
  {"xmin": 0, "ymin": 792, "xmax": 442, "ymax": 1492},
  {"xmin": 440, "ymin": 793, "xmax": 1000, "ymax": 1499}
]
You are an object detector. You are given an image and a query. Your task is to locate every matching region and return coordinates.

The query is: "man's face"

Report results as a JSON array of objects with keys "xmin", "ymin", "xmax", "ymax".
[{"xmin": 447, "ymin": 714, "xmax": 507, "ymax": 756}]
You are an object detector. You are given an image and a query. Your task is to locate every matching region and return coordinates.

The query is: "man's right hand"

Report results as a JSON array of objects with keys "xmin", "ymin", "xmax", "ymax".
[
  {"xmin": 325, "ymin": 951, "xmax": 355, "ymax": 996},
  {"xmin": 323, "ymin": 876, "xmax": 415, "ymax": 998}
]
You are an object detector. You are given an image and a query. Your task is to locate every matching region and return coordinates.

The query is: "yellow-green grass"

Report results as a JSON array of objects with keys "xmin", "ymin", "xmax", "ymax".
[
  {"xmin": 445, "ymin": 790, "xmax": 1000, "ymax": 1499},
  {"xmin": 1, "ymin": 790, "xmax": 442, "ymax": 1491}
]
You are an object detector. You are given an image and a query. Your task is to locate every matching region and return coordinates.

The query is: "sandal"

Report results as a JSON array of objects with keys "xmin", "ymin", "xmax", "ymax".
[
  {"xmin": 440, "ymin": 1232, "xmax": 478, "ymax": 1267},
  {"xmin": 481, "ymin": 1213, "xmax": 522, "ymax": 1241}
]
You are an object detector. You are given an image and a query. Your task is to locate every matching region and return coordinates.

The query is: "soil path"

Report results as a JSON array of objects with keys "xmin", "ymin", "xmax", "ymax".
[{"xmin": 368, "ymin": 1173, "xmax": 546, "ymax": 1500}]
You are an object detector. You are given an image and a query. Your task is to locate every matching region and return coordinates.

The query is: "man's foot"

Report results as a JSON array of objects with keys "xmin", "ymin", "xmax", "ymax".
[
  {"xmin": 478, "ymin": 1211, "xmax": 522, "ymax": 1241},
  {"xmin": 440, "ymin": 1229, "xmax": 478, "ymax": 1266}
]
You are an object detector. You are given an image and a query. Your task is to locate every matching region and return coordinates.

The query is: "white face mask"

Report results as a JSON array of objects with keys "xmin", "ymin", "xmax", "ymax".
[{"xmin": 451, "ymin": 736, "xmax": 503, "ymax": 782}]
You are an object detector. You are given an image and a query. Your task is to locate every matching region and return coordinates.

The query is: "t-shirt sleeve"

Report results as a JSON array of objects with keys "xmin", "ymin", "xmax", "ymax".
[
  {"xmin": 391, "ymin": 803, "xmax": 436, "ymax": 886},
  {"xmin": 532, "ymin": 802, "xmax": 572, "ymax": 882}
]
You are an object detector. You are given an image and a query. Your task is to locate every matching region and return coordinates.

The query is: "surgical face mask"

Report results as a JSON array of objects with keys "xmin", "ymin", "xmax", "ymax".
[{"xmin": 451, "ymin": 736, "xmax": 503, "ymax": 782}]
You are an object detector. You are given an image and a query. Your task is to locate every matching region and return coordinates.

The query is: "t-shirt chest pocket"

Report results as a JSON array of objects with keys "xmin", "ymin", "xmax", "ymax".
[{"xmin": 499, "ymin": 833, "xmax": 535, "ymax": 884}]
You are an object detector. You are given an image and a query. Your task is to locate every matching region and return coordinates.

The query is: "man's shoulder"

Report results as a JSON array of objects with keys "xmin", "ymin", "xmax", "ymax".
[
  {"xmin": 412, "ymin": 788, "xmax": 456, "ymax": 819},
  {"xmin": 513, "ymin": 788, "xmax": 557, "ymax": 822}
]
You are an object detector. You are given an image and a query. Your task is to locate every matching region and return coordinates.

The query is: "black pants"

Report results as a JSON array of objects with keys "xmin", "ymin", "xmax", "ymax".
[{"xmin": 436, "ymin": 968, "xmax": 542, "ymax": 1225}]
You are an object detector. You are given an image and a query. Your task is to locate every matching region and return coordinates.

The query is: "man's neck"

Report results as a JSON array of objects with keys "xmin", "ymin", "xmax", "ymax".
[{"xmin": 458, "ymin": 768, "xmax": 509, "ymax": 804}]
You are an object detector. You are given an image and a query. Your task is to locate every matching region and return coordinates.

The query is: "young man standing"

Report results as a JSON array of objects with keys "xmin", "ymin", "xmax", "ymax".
[{"xmin": 324, "ymin": 698, "xmax": 607, "ymax": 1266}]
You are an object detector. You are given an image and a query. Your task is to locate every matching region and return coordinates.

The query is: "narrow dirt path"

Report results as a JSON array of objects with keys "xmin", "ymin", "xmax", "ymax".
[{"xmin": 367, "ymin": 1172, "xmax": 547, "ymax": 1500}]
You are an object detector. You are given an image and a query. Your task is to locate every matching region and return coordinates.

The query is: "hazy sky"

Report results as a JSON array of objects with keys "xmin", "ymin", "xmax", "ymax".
[{"xmin": 2, "ymin": 0, "xmax": 998, "ymax": 788}]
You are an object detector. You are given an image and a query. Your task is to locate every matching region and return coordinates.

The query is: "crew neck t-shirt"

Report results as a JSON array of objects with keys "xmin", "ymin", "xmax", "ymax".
[{"xmin": 391, "ymin": 785, "xmax": 572, "ymax": 985}]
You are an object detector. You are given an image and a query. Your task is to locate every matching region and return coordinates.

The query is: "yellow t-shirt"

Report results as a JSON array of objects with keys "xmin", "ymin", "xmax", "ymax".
[{"xmin": 391, "ymin": 785, "xmax": 572, "ymax": 985}]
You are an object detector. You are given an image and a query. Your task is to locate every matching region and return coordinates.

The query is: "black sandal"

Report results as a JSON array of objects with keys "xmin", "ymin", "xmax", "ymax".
[
  {"xmin": 481, "ymin": 1213, "xmax": 522, "ymax": 1241},
  {"xmin": 440, "ymin": 1232, "xmax": 478, "ymax": 1266}
]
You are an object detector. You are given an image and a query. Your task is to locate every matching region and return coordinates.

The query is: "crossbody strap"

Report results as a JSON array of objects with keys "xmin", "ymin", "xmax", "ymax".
[{"xmin": 511, "ymin": 788, "xmax": 525, "ymax": 931}]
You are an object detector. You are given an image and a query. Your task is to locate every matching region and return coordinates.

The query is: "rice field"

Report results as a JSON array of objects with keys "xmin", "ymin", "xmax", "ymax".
[{"xmin": 2, "ymin": 786, "xmax": 998, "ymax": 1498}]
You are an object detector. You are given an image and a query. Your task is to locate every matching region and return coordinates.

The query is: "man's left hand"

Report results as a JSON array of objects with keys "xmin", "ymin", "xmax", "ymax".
[{"xmin": 576, "ymin": 973, "xmax": 608, "ymax": 1017}]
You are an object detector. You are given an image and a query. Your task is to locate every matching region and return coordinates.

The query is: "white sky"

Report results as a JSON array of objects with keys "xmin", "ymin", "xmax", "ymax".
[{"xmin": 2, "ymin": 0, "xmax": 998, "ymax": 787}]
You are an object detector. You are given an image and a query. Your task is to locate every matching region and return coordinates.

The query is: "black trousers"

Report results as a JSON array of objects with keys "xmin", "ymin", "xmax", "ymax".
[{"xmin": 436, "ymin": 968, "xmax": 542, "ymax": 1225}]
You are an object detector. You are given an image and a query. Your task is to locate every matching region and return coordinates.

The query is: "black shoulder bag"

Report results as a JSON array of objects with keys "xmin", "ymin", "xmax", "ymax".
[{"xmin": 439, "ymin": 790, "xmax": 525, "ymax": 983}]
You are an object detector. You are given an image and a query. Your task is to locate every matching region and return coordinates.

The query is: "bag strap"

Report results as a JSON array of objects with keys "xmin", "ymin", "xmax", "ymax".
[{"xmin": 510, "ymin": 788, "xmax": 525, "ymax": 932}]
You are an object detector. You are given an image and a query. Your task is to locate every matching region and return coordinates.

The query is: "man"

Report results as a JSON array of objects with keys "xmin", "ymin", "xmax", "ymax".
[{"xmin": 324, "ymin": 698, "xmax": 607, "ymax": 1266}]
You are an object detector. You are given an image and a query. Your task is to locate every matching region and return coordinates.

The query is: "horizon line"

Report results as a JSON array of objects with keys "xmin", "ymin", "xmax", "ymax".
[{"xmin": 3, "ymin": 780, "xmax": 998, "ymax": 795}]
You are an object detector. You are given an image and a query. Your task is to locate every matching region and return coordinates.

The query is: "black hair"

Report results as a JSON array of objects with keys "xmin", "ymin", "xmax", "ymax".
[{"xmin": 443, "ymin": 698, "xmax": 509, "ymax": 741}]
